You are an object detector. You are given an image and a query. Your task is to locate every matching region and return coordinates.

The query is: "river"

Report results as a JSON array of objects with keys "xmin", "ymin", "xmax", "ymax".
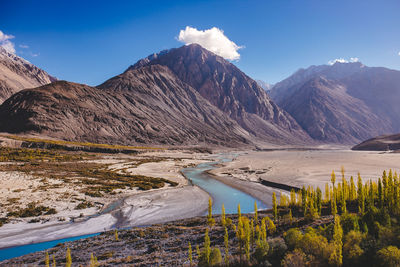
[{"xmin": 0, "ymin": 154, "xmax": 267, "ymax": 261}]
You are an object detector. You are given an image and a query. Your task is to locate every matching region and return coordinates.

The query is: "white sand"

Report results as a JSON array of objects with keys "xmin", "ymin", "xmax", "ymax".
[
  {"xmin": 212, "ymin": 149, "xmax": 400, "ymax": 192},
  {"xmin": 0, "ymin": 150, "xmax": 213, "ymax": 248},
  {"xmin": 0, "ymin": 185, "xmax": 209, "ymax": 248}
]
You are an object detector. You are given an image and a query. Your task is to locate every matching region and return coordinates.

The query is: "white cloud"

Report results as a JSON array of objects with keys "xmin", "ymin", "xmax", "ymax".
[
  {"xmin": 19, "ymin": 44, "xmax": 29, "ymax": 49},
  {"xmin": 398, "ymin": 51, "xmax": 400, "ymax": 56},
  {"xmin": 328, "ymin": 57, "xmax": 359, "ymax": 65},
  {"xmin": 0, "ymin": 30, "xmax": 15, "ymax": 54},
  {"xmin": 178, "ymin": 26, "xmax": 243, "ymax": 60}
]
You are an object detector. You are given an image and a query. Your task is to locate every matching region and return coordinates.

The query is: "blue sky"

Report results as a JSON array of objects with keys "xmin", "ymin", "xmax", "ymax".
[{"xmin": 2, "ymin": 0, "xmax": 400, "ymax": 85}]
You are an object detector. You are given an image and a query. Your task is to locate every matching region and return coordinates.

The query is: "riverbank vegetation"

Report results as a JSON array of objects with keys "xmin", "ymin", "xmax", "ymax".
[
  {"xmin": 193, "ymin": 168, "xmax": 400, "ymax": 267},
  {"xmin": 0, "ymin": 146, "xmax": 177, "ymax": 222},
  {"xmin": 4, "ymin": 168, "xmax": 400, "ymax": 266}
]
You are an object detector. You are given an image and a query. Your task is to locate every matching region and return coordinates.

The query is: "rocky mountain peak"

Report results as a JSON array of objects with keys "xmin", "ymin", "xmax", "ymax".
[
  {"xmin": 126, "ymin": 44, "xmax": 312, "ymax": 145},
  {"xmin": 0, "ymin": 47, "xmax": 56, "ymax": 103}
]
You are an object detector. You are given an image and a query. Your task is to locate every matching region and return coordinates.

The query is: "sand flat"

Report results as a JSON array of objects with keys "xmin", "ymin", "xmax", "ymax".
[{"xmin": 211, "ymin": 149, "xmax": 400, "ymax": 191}]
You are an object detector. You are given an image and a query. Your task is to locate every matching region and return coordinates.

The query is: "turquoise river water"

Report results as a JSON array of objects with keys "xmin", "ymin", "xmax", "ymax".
[{"xmin": 0, "ymin": 155, "xmax": 267, "ymax": 261}]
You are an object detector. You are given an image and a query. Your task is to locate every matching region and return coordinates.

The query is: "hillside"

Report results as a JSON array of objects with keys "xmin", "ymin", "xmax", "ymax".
[
  {"xmin": 0, "ymin": 65, "xmax": 250, "ymax": 146},
  {"xmin": 0, "ymin": 46, "xmax": 56, "ymax": 103}
]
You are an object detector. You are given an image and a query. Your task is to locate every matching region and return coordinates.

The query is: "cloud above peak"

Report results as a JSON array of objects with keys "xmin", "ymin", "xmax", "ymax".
[
  {"xmin": 178, "ymin": 26, "xmax": 243, "ymax": 60},
  {"xmin": 328, "ymin": 57, "xmax": 359, "ymax": 65},
  {"xmin": 0, "ymin": 30, "xmax": 15, "ymax": 54}
]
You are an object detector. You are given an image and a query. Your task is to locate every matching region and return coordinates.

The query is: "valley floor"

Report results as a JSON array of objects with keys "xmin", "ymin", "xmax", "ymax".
[
  {"xmin": 211, "ymin": 149, "xmax": 400, "ymax": 192},
  {"xmin": 0, "ymin": 144, "xmax": 214, "ymax": 248},
  {"xmin": 1, "ymin": 140, "xmax": 400, "ymax": 261}
]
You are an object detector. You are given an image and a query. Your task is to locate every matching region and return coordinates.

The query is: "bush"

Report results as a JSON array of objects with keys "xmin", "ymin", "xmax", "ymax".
[
  {"xmin": 343, "ymin": 230, "xmax": 365, "ymax": 265},
  {"xmin": 209, "ymin": 248, "xmax": 222, "ymax": 266},
  {"xmin": 253, "ymin": 240, "xmax": 270, "ymax": 264},
  {"xmin": 284, "ymin": 228, "xmax": 303, "ymax": 250},
  {"xmin": 268, "ymin": 238, "xmax": 287, "ymax": 266},
  {"xmin": 281, "ymin": 249, "xmax": 308, "ymax": 267},
  {"xmin": 377, "ymin": 246, "xmax": 400, "ymax": 267}
]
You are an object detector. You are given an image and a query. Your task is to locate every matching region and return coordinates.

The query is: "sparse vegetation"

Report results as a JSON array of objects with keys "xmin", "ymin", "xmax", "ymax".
[
  {"xmin": 1, "ymin": 134, "xmax": 163, "ymax": 152},
  {"xmin": 7, "ymin": 202, "xmax": 57, "ymax": 218}
]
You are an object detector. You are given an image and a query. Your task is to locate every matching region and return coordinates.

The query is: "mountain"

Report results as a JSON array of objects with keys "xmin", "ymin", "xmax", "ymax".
[
  {"xmin": 0, "ymin": 65, "xmax": 250, "ymax": 146},
  {"xmin": 129, "ymin": 44, "xmax": 312, "ymax": 145},
  {"xmin": 0, "ymin": 46, "xmax": 56, "ymax": 103},
  {"xmin": 278, "ymin": 76, "xmax": 390, "ymax": 143},
  {"xmin": 352, "ymin": 133, "xmax": 400, "ymax": 151},
  {"xmin": 270, "ymin": 62, "xmax": 400, "ymax": 144},
  {"xmin": 256, "ymin": 80, "xmax": 273, "ymax": 91},
  {"xmin": 270, "ymin": 62, "xmax": 365, "ymax": 104}
]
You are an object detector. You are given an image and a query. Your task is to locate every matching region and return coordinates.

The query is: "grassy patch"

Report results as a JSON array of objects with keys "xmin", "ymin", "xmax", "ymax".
[
  {"xmin": 2, "ymin": 134, "xmax": 163, "ymax": 151},
  {"xmin": 6, "ymin": 202, "xmax": 57, "ymax": 218},
  {"xmin": 75, "ymin": 201, "xmax": 94, "ymax": 210},
  {"xmin": 0, "ymin": 147, "xmax": 91, "ymax": 162}
]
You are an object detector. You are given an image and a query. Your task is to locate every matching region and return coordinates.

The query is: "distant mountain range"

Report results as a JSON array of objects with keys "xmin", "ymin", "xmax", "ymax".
[
  {"xmin": 256, "ymin": 80, "xmax": 273, "ymax": 91},
  {"xmin": 0, "ymin": 44, "xmax": 310, "ymax": 147},
  {"xmin": 0, "ymin": 46, "xmax": 56, "ymax": 104},
  {"xmin": 270, "ymin": 62, "xmax": 400, "ymax": 144},
  {"xmin": 0, "ymin": 45, "xmax": 399, "ymax": 146}
]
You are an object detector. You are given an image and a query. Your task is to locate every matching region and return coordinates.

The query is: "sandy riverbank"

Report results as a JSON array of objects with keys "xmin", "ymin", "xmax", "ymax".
[
  {"xmin": 211, "ymin": 149, "xmax": 400, "ymax": 193},
  {"xmin": 0, "ymin": 185, "xmax": 209, "ymax": 248},
  {"xmin": 0, "ymin": 148, "xmax": 212, "ymax": 248}
]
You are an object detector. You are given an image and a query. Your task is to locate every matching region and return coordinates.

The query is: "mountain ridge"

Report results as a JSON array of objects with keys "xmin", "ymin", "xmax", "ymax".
[
  {"xmin": 270, "ymin": 62, "xmax": 400, "ymax": 143},
  {"xmin": 128, "ymin": 44, "xmax": 312, "ymax": 145},
  {"xmin": 0, "ymin": 46, "xmax": 56, "ymax": 103}
]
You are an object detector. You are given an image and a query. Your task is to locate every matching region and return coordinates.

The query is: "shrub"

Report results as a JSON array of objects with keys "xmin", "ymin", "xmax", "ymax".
[
  {"xmin": 209, "ymin": 248, "xmax": 222, "ymax": 266},
  {"xmin": 343, "ymin": 230, "xmax": 365, "ymax": 265},
  {"xmin": 284, "ymin": 228, "xmax": 303, "ymax": 250},
  {"xmin": 281, "ymin": 249, "xmax": 308, "ymax": 267},
  {"xmin": 377, "ymin": 246, "xmax": 400, "ymax": 267}
]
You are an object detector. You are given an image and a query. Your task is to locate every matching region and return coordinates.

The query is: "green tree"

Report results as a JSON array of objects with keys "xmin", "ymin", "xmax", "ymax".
[
  {"xmin": 52, "ymin": 255, "xmax": 56, "ymax": 267},
  {"xmin": 331, "ymin": 194, "xmax": 337, "ymax": 216},
  {"xmin": 204, "ymin": 229, "xmax": 211, "ymax": 265},
  {"xmin": 316, "ymin": 187, "xmax": 322, "ymax": 215},
  {"xmin": 207, "ymin": 197, "xmax": 215, "ymax": 227},
  {"xmin": 378, "ymin": 178, "xmax": 383, "ymax": 208},
  {"xmin": 284, "ymin": 228, "xmax": 303, "ymax": 250},
  {"xmin": 65, "ymin": 248, "xmax": 72, "ymax": 267},
  {"xmin": 272, "ymin": 192, "xmax": 278, "ymax": 221},
  {"xmin": 45, "ymin": 252, "xmax": 50, "ymax": 267},
  {"xmin": 330, "ymin": 215, "xmax": 343, "ymax": 266},
  {"xmin": 224, "ymin": 227, "xmax": 229, "ymax": 266},
  {"xmin": 377, "ymin": 246, "xmax": 400, "ymax": 267},
  {"xmin": 237, "ymin": 204, "xmax": 241, "ymax": 221},
  {"xmin": 331, "ymin": 170, "xmax": 336, "ymax": 187},
  {"xmin": 290, "ymin": 189, "xmax": 296, "ymax": 206},
  {"xmin": 188, "ymin": 242, "xmax": 193, "ymax": 266},
  {"xmin": 266, "ymin": 217, "xmax": 276, "ymax": 235},
  {"xmin": 115, "ymin": 229, "xmax": 119, "ymax": 241},
  {"xmin": 89, "ymin": 253, "xmax": 98, "ymax": 267},
  {"xmin": 357, "ymin": 173, "xmax": 364, "ymax": 214},
  {"xmin": 244, "ymin": 218, "xmax": 251, "ymax": 261},
  {"xmin": 340, "ymin": 193, "xmax": 347, "ymax": 214},
  {"xmin": 210, "ymin": 248, "xmax": 222, "ymax": 266},
  {"xmin": 301, "ymin": 186, "xmax": 307, "ymax": 214},
  {"xmin": 325, "ymin": 183, "xmax": 331, "ymax": 202},
  {"xmin": 281, "ymin": 249, "xmax": 308, "ymax": 267},
  {"xmin": 197, "ymin": 245, "xmax": 201, "ymax": 258},
  {"xmin": 343, "ymin": 231, "xmax": 364, "ymax": 265},
  {"xmin": 350, "ymin": 176, "xmax": 356, "ymax": 200},
  {"xmin": 221, "ymin": 204, "xmax": 226, "ymax": 227},
  {"xmin": 254, "ymin": 201, "xmax": 258, "ymax": 223}
]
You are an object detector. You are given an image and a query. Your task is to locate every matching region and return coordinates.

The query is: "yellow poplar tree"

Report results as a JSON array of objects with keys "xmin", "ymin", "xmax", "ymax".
[
  {"xmin": 45, "ymin": 252, "xmax": 49, "ymax": 267},
  {"xmin": 65, "ymin": 248, "xmax": 72, "ymax": 267}
]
